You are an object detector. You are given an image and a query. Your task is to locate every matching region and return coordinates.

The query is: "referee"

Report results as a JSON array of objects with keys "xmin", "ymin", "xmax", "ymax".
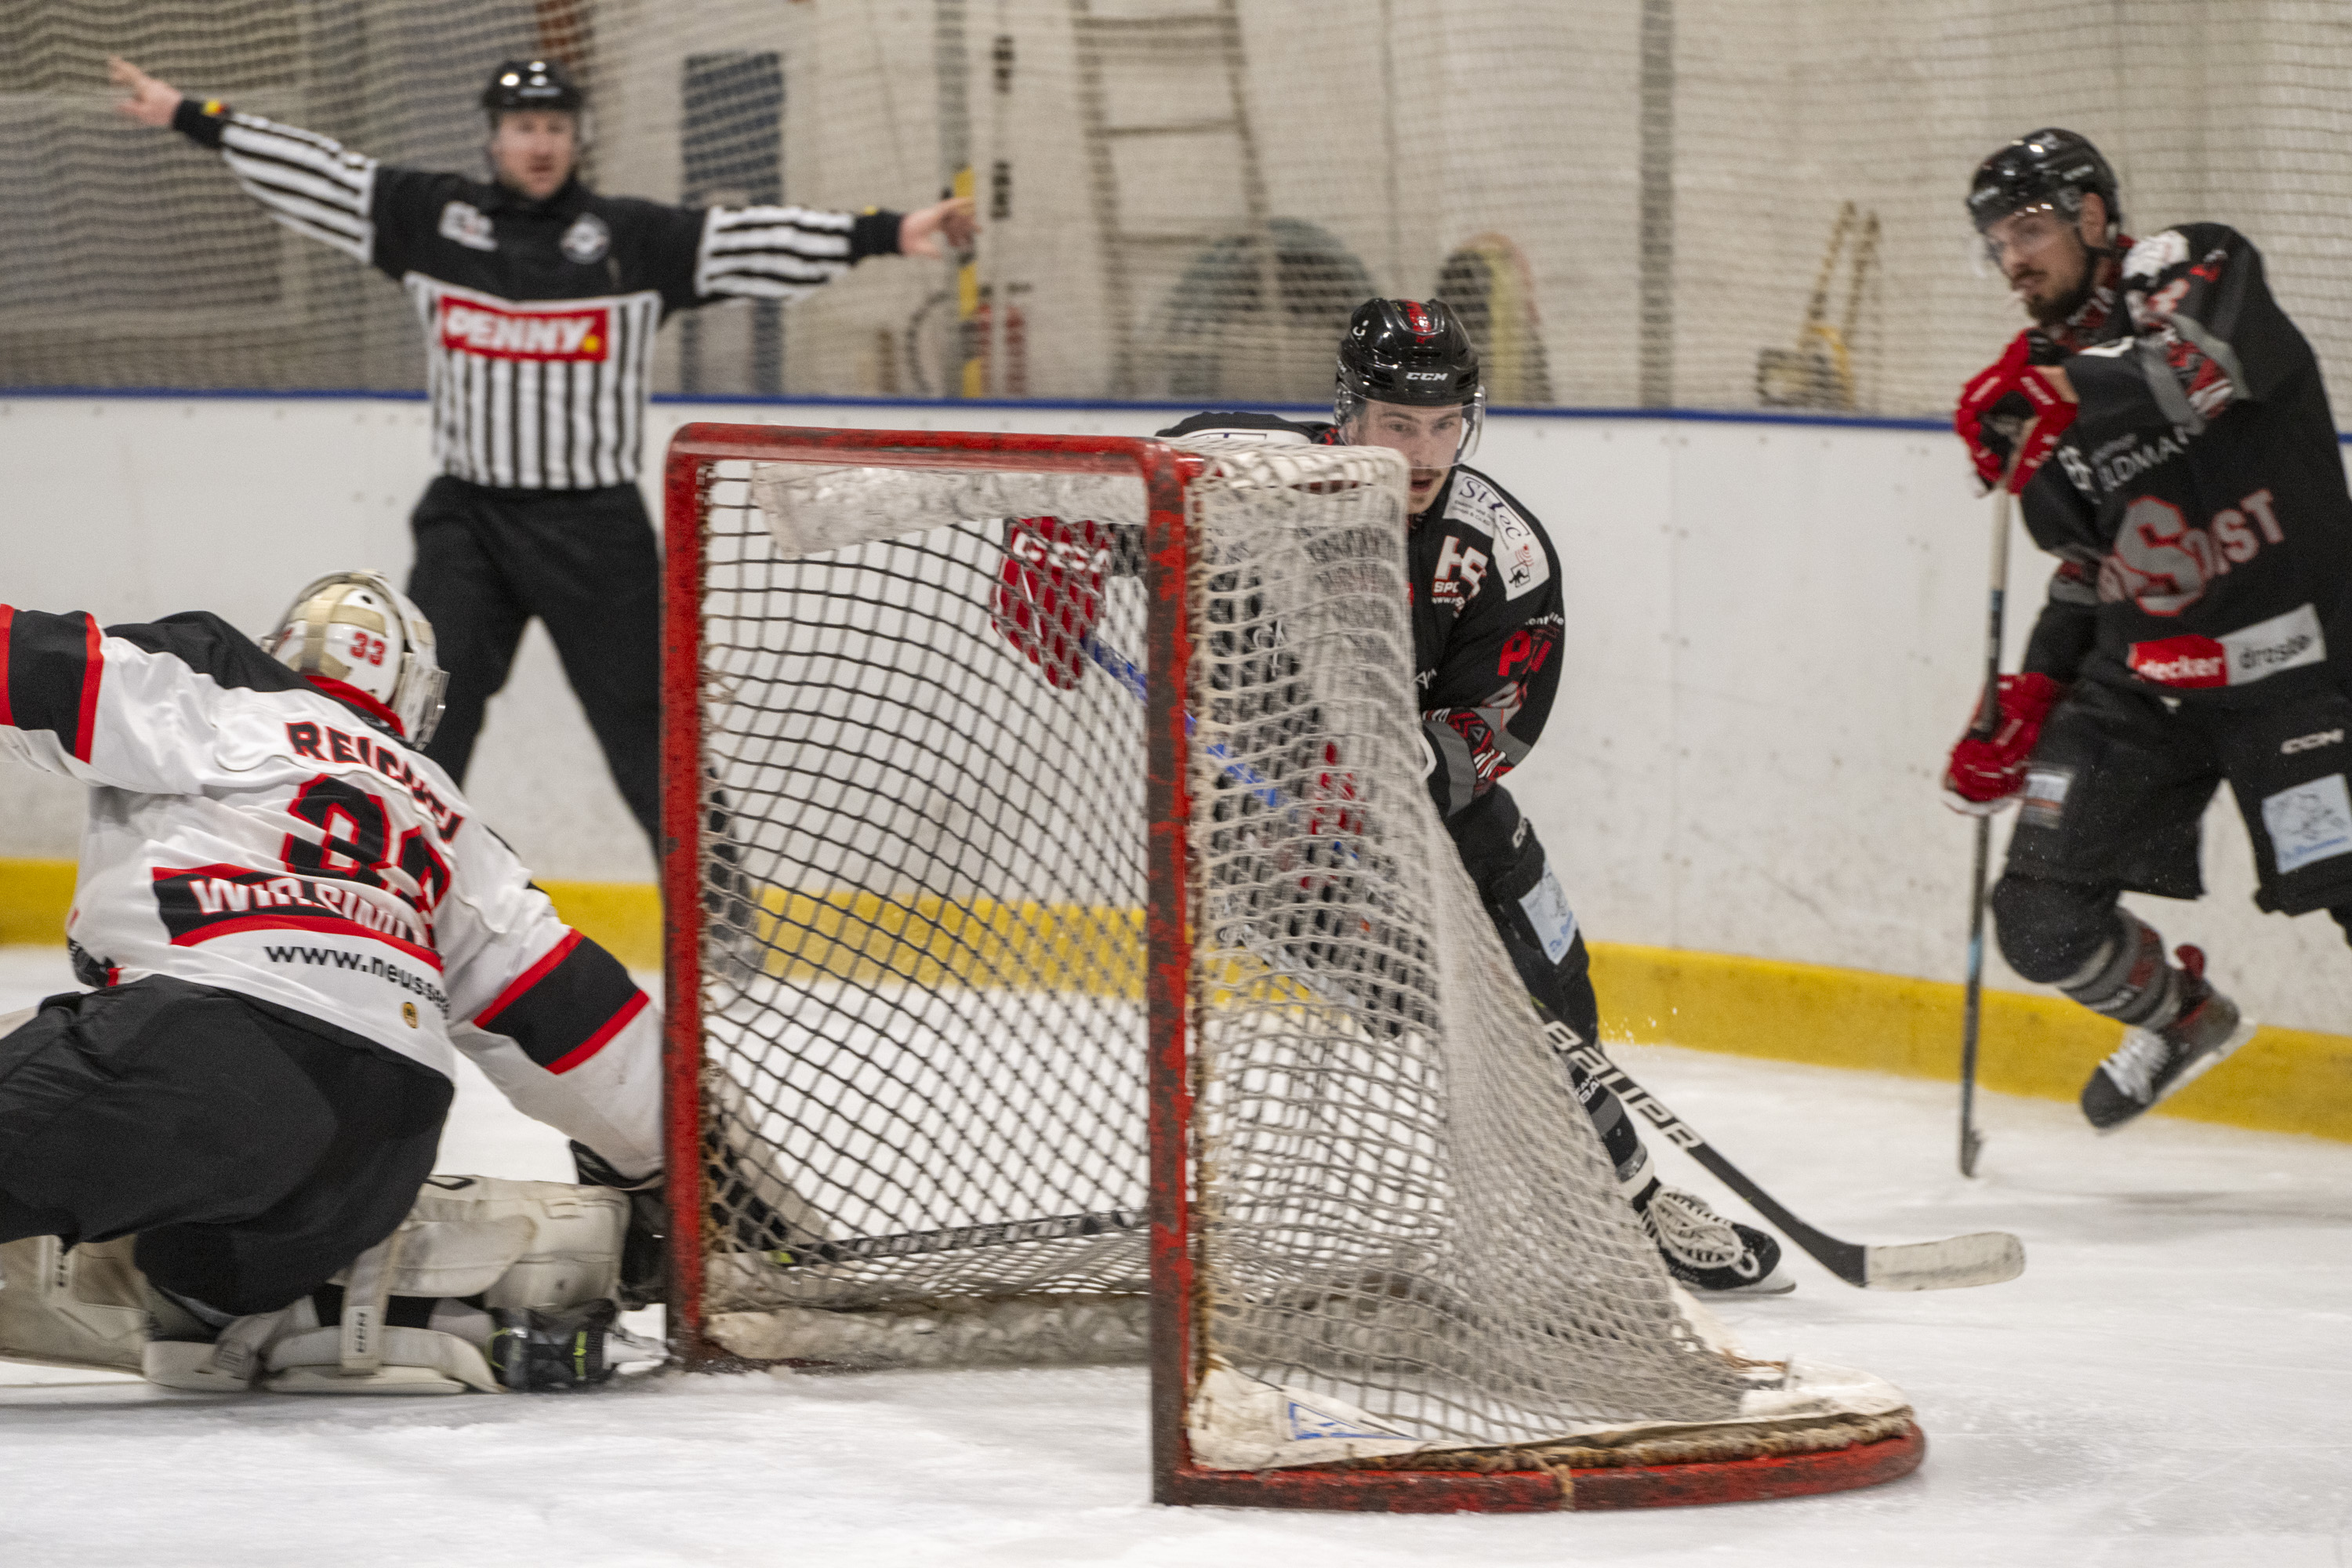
[{"xmin": 111, "ymin": 54, "xmax": 974, "ymax": 854}]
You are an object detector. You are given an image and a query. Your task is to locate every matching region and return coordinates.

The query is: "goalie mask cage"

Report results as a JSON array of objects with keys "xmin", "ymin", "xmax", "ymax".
[{"xmin": 659, "ymin": 422, "xmax": 1922, "ymax": 1512}]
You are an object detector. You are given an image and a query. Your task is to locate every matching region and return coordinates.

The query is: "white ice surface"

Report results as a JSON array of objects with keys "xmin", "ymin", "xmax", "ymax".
[{"xmin": 0, "ymin": 945, "xmax": 2347, "ymax": 1566}]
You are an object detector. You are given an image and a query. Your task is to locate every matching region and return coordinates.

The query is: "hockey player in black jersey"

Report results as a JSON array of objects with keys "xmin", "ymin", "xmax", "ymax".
[
  {"xmin": 1154, "ymin": 299, "xmax": 1790, "ymax": 1294},
  {"xmin": 110, "ymin": 54, "xmax": 974, "ymax": 855},
  {"xmin": 1947, "ymin": 129, "xmax": 2352, "ymax": 1130}
]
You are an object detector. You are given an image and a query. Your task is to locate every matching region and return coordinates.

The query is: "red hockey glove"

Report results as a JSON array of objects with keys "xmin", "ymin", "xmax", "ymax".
[
  {"xmin": 1944, "ymin": 672, "xmax": 2064, "ymax": 812},
  {"xmin": 993, "ymin": 516, "xmax": 1108, "ymax": 691},
  {"xmin": 1955, "ymin": 333, "xmax": 2078, "ymax": 494}
]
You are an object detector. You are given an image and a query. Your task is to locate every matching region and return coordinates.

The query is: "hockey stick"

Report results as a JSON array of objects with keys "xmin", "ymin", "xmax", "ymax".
[
  {"xmin": 1559, "ymin": 1037, "xmax": 2024, "ymax": 1290},
  {"xmin": 1086, "ymin": 632, "xmax": 2027, "ymax": 1291},
  {"xmin": 1958, "ymin": 463, "xmax": 2022, "ymax": 1178},
  {"xmin": 768, "ymin": 1209, "xmax": 1140, "ymax": 1269}
]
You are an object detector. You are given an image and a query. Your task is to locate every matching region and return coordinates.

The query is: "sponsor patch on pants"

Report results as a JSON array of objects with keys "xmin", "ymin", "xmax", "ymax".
[
  {"xmin": 1518, "ymin": 868, "xmax": 1579, "ymax": 965},
  {"xmin": 2020, "ymin": 766, "xmax": 2074, "ymax": 830},
  {"xmin": 2262, "ymin": 773, "xmax": 2352, "ymax": 875}
]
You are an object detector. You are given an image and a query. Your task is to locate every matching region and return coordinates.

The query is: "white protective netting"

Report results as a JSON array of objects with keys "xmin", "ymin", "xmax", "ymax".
[
  {"xmin": 8, "ymin": 2, "xmax": 2352, "ymax": 419},
  {"xmin": 685, "ymin": 436, "xmax": 1905, "ymax": 1465}
]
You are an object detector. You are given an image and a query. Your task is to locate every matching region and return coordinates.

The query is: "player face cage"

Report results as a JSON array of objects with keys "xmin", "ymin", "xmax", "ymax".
[
  {"xmin": 1968, "ymin": 126, "xmax": 2122, "ymax": 262},
  {"xmin": 261, "ymin": 572, "xmax": 449, "ymax": 746},
  {"xmin": 1334, "ymin": 297, "xmax": 1486, "ymax": 464}
]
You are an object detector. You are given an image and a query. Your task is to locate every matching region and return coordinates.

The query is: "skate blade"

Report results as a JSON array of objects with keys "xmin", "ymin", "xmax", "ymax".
[
  {"xmin": 2093, "ymin": 1013, "xmax": 2259, "ymax": 1138},
  {"xmin": 1693, "ymin": 1268, "xmax": 1797, "ymax": 1298}
]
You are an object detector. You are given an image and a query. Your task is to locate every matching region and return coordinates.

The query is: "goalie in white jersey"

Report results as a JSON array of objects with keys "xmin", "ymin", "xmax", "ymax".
[{"xmin": 0, "ymin": 573, "xmax": 671, "ymax": 1392}]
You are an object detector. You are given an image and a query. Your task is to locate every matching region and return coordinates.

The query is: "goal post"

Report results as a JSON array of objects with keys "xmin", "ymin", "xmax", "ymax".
[{"xmin": 658, "ymin": 421, "xmax": 1923, "ymax": 1511}]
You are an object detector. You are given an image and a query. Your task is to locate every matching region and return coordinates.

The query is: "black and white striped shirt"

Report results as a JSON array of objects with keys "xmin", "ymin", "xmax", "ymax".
[{"xmin": 174, "ymin": 101, "xmax": 905, "ymax": 490}]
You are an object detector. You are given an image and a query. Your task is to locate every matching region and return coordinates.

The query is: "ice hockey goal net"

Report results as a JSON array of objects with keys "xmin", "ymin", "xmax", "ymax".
[{"xmin": 659, "ymin": 422, "xmax": 1921, "ymax": 1510}]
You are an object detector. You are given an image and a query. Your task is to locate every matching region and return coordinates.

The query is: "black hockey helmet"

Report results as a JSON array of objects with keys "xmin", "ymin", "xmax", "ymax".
[
  {"xmin": 482, "ymin": 58, "xmax": 583, "ymax": 119},
  {"xmin": 1337, "ymin": 298, "xmax": 1481, "ymax": 409},
  {"xmin": 1967, "ymin": 128, "xmax": 2121, "ymax": 234},
  {"xmin": 1335, "ymin": 298, "xmax": 1485, "ymax": 460}
]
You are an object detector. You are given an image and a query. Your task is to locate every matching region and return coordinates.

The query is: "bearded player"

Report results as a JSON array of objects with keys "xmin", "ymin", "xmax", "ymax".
[
  {"xmin": 1949, "ymin": 129, "xmax": 2352, "ymax": 1130},
  {"xmin": 1132, "ymin": 299, "xmax": 1789, "ymax": 1294},
  {"xmin": 0, "ymin": 575, "xmax": 693, "ymax": 1392},
  {"xmin": 110, "ymin": 54, "xmax": 972, "ymax": 857}
]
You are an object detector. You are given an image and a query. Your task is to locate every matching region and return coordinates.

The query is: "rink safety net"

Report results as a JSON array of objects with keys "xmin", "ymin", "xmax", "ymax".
[
  {"xmin": 662, "ymin": 425, "xmax": 1915, "ymax": 1502},
  {"xmin": 11, "ymin": 2, "xmax": 2352, "ymax": 422}
]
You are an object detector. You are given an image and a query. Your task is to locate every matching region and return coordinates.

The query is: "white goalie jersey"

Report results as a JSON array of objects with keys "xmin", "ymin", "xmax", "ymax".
[{"xmin": 0, "ymin": 604, "xmax": 662, "ymax": 1178}]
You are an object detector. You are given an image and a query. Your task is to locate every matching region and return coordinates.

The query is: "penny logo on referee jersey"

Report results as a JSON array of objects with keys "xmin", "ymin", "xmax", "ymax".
[{"xmin": 437, "ymin": 297, "xmax": 611, "ymax": 361}]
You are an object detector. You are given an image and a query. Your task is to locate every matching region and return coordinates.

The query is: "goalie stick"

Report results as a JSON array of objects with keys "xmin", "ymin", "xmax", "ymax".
[{"xmin": 1081, "ymin": 630, "xmax": 2026, "ymax": 1294}]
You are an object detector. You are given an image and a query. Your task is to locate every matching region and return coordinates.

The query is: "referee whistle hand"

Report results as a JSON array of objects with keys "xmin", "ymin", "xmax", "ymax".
[
  {"xmin": 107, "ymin": 56, "xmax": 183, "ymax": 127},
  {"xmin": 899, "ymin": 195, "xmax": 978, "ymax": 260}
]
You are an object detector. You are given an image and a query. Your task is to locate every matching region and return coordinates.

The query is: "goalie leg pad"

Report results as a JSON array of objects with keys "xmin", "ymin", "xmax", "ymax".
[
  {"xmin": 0, "ymin": 1234, "xmax": 151, "ymax": 1374},
  {"xmin": 263, "ymin": 1174, "xmax": 626, "ymax": 1394}
]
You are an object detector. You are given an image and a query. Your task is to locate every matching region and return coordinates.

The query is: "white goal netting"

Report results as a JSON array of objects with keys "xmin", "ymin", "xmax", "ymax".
[
  {"xmin": 676, "ymin": 432, "xmax": 1907, "ymax": 1468},
  {"xmin": 8, "ymin": 2, "xmax": 2352, "ymax": 420}
]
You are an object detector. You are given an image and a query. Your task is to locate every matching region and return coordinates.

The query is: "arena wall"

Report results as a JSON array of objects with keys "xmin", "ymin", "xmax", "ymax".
[{"xmin": 2, "ymin": 391, "xmax": 2347, "ymax": 1080}]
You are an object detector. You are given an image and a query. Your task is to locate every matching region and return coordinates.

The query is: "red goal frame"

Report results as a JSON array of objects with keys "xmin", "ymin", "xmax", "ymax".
[{"xmin": 657, "ymin": 423, "xmax": 1924, "ymax": 1512}]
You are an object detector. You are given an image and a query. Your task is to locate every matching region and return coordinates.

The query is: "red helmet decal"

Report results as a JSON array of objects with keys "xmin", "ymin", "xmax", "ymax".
[{"xmin": 1402, "ymin": 301, "xmax": 1435, "ymax": 341}]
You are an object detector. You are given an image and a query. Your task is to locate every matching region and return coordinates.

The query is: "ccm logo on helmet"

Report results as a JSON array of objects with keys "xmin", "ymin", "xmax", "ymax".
[{"xmin": 2282, "ymin": 729, "xmax": 2345, "ymax": 755}]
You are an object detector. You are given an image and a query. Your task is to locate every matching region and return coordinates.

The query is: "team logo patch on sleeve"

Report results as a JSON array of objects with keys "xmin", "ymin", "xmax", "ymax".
[
  {"xmin": 437, "ymin": 296, "xmax": 612, "ymax": 361},
  {"xmin": 437, "ymin": 201, "xmax": 496, "ymax": 252}
]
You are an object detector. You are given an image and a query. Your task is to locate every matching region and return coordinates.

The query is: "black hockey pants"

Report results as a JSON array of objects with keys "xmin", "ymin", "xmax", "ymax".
[
  {"xmin": 1993, "ymin": 679, "xmax": 2352, "ymax": 987},
  {"xmin": 408, "ymin": 476, "xmax": 664, "ymax": 851},
  {"xmin": 1446, "ymin": 786, "xmax": 1643, "ymax": 1186},
  {"xmin": 0, "ymin": 977, "xmax": 450, "ymax": 1316}
]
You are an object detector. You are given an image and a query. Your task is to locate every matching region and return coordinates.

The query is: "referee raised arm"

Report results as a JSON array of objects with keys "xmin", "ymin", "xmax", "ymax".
[{"xmin": 111, "ymin": 54, "xmax": 975, "ymax": 854}]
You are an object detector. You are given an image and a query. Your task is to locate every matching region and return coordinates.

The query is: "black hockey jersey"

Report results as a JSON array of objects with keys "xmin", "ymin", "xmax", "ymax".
[
  {"xmin": 1157, "ymin": 411, "xmax": 1565, "ymax": 818},
  {"xmin": 171, "ymin": 99, "xmax": 902, "ymax": 490},
  {"xmin": 2018, "ymin": 223, "xmax": 2352, "ymax": 710}
]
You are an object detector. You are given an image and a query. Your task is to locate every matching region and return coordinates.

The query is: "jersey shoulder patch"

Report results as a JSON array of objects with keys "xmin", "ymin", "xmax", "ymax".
[{"xmin": 1443, "ymin": 470, "xmax": 1552, "ymax": 601}]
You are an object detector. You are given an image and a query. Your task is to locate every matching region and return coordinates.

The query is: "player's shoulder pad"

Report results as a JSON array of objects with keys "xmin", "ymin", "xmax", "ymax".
[
  {"xmin": 1442, "ymin": 466, "xmax": 1555, "ymax": 602},
  {"xmin": 2122, "ymin": 221, "xmax": 2246, "ymax": 286},
  {"xmin": 1155, "ymin": 410, "xmax": 1327, "ymax": 445},
  {"xmin": 105, "ymin": 612, "xmax": 313, "ymax": 697}
]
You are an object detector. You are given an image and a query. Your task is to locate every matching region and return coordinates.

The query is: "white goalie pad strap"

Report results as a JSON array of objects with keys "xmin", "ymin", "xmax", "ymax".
[
  {"xmin": 265, "ymin": 1324, "xmax": 500, "ymax": 1396},
  {"xmin": 0, "ymin": 1235, "xmax": 150, "ymax": 1374},
  {"xmin": 337, "ymin": 1228, "xmax": 402, "ymax": 1375},
  {"xmin": 143, "ymin": 1302, "xmax": 310, "ymax": 1392}
]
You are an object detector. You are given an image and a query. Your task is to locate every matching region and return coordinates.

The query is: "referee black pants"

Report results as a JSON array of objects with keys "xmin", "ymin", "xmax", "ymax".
[
  {"xmin": 407, "ymin": 475, "xmax": 663, "ymax": 850},
  {"xmin": 0, "ymin": 978, "xmax": 450, "ymax": 1316}
]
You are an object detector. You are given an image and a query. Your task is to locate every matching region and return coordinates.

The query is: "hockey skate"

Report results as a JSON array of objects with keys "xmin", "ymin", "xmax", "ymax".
[
  {"xmin": 2081, "ymin": 946, "xmax": 2256, "ymax": 1133},
  {"xmin": 1641, "ymin": 1184, "xmax": 1795, "ymax": 1295}
]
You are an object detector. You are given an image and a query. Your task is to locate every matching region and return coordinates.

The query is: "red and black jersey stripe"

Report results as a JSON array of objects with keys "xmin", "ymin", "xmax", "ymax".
[
  {"xmin": 0, "ymin": 607, "xmax": 104, "ymax": 763},
  {"xmin": 470, "ymin": 929, "xmax": 648, "ymax": 1075}
]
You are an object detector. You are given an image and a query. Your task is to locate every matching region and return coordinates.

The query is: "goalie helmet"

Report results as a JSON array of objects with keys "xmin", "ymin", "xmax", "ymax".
[
  {"xmin": 481, "ymin": 57, "xmax": 584, "ymax": 118},
  {"xmin": 262, "ymin": 572, "xmax": 448, "ymax": 746},
  {"xmin": 1334, "ymin": 298, "xmax": 1485, "ymax": 460},
  {"xmin": 1967, "ymin": 128, "xmax": 2121, "ymax": 235}
]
